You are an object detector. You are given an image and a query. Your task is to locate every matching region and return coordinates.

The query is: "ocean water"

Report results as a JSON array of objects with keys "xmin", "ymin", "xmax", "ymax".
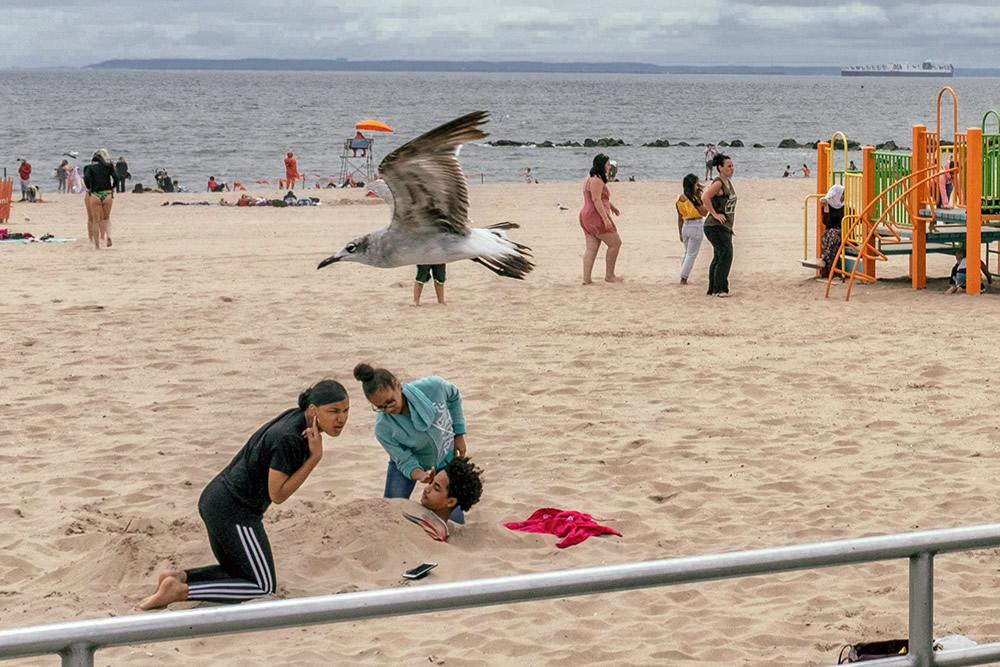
[{"xmin": 1, "ymin": 70, "xmax": 998, "ymax": 188}]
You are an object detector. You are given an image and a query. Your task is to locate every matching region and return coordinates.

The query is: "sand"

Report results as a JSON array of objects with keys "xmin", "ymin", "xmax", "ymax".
[{"xmin": 2, "ymin": 180, "xmax": 1000, "ymax": 666}]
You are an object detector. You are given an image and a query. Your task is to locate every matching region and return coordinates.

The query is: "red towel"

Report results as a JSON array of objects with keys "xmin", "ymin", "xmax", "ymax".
[{"xmin": 504, "ymin": 508, "xmax": 621, "ymax": 548}]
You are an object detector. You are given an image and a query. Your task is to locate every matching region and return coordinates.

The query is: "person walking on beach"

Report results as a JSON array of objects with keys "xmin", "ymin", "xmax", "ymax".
[
  {"xmin": 676, "ymin": 173, "xmax": 707, "ymax": 285},
  {"xmin": 82, "ymin": 150, "xmax": 120, "ymax": 249},
  {"xmin": 114, "ymin": 157, "xmax": 130, "ymax": 193},
  {"xmin": 138, "ymin": 380, "xmax": 350, "ymax": 610},
  {"xmin": 579, "ymin": 153, "xmax": 623, "ymax": 284},
  {"xmin": 17, "ymin": 158, "xmax": 32, "ymax": 201},
  {"xmin": 704, "ymin": 144, "xmax": 717, "ymax": 181},
  {"xmin": 352, "ymin": 363, "xmax": 469, "ymax": 524},
  {"xmin": 701, "ymin": 153, "xmax": 738, "ymax": 297},
  {"xmin": 413, "ymin": 264, "xmax": 447, "ymax": 306},
  {"xmin": 56, "ymin": 159, "xmax": 70, "ymax": 194},
  {"xmin": 284, "ymin": 152, "xmax": 299, "ymax": 189}
]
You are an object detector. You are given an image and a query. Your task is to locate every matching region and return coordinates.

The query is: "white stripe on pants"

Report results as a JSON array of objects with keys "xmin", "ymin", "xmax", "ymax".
[{"xmin": 680, "ymin": 219, "xmax": 705, "ymax": 280}]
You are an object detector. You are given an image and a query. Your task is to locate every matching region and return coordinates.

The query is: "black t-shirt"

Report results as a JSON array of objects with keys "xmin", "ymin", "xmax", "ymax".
[{"xmin": 217, "ymin": 408, "xmax": 309, "ymax": 515}]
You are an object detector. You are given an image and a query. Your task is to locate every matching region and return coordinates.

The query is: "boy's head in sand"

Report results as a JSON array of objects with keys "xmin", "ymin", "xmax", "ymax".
[
  {"xmin": 353, "ymin": 363, "xmax": 405, "ymax": 415},
  {"xmin": 298, "ymin": 379, "xmax": 350, "ymax": 436},
  {"xmin": 421, "ymin": 456, "xmax": 483, "ymax": 521}
]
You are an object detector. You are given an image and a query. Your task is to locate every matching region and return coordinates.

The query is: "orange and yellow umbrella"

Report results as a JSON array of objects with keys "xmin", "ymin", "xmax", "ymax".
[{"xmin": 355, "ymin": 120, "xmax": 393, "ymax": 132}]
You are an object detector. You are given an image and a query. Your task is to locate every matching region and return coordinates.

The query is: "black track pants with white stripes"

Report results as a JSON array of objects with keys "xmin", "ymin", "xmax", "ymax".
[{"xmin": 184, "ymin": 477, "xmax": 276, "ymax": 604}]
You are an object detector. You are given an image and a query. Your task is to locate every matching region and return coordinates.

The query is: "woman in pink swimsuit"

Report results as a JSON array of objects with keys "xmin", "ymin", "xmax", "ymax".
[{"xmin": 579, "ymin": 154, "xmax": 622, "ymax": 284}]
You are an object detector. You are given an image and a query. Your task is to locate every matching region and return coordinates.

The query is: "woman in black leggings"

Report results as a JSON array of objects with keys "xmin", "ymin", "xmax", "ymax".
[
  {"xmin": 139, "ymin": 380, "xmax": 349, "ymax": 609},
  {"xmin": 701, "ymin": 153, "xmax": 738, "ymax": 297}
]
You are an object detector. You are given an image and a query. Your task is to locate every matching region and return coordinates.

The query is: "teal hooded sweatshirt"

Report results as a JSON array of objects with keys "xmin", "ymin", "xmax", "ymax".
[{"xmin": 374, "ymin": 376, "xmax": 466, "ymax": 478}]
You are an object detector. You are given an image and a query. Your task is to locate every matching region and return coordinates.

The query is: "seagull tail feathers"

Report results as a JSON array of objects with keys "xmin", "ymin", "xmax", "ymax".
[
  {"xmin": 483, "ymin": 221, "xmax": 520, "ymax": 231},
  {"xmin": 469, "ymin": 254, "xmax": 534, "ymax": 280}
]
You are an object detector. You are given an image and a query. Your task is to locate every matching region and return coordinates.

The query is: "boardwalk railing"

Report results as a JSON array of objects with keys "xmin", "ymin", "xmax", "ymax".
[{"xmin": 4, "ymin": 525, "xmax": 1000, "ymax": 667}]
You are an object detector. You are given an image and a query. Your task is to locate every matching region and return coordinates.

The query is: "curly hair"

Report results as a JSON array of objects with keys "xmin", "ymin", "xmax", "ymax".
[{"xmin": 444, "ymin": 456, "xmax": 483, "ymax": 511}]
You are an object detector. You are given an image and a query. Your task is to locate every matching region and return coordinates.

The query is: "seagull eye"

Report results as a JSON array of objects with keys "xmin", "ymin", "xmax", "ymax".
[{"xmin": 346, "ymin": 243, "xmax": 357, "ymax": 253}]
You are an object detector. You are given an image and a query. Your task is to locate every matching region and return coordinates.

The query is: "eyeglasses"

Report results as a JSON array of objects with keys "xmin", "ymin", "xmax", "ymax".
[{"xmin": 371, "ymin": 397, "xmax": 397, "ymax": 413}]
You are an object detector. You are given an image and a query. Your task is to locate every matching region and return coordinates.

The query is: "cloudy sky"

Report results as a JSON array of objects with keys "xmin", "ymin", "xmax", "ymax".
[{"xmin": 4, "ymin": 0, "xmax": 998, "ymax": 69}]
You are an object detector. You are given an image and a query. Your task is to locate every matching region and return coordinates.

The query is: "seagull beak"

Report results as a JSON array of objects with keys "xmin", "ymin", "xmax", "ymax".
[{"xmin": 317, "ymin": 254, "xmax": 341, "ymax": 270}]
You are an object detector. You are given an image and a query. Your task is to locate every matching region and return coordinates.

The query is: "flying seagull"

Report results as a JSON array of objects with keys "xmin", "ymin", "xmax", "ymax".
[{"xmin": 317, "ymin": 111, "xmax": 534, "ymax": 279}]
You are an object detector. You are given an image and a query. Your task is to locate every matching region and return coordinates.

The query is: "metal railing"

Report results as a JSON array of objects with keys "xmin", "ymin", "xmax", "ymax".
[{"xmin": 3, "ymin": 524, "xmax": 1000, "ymax": 667}]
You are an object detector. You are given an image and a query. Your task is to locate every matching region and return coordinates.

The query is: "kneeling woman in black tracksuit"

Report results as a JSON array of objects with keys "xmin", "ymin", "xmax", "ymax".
[{"xmin": 139, "ymin": 380, "xmax": 349, "ymax": 610}]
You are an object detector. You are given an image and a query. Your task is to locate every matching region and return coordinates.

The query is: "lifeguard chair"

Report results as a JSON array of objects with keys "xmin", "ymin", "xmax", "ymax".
[{"xmin": 338, "ymin": 119, "xmax": 393, "ymax": 186}]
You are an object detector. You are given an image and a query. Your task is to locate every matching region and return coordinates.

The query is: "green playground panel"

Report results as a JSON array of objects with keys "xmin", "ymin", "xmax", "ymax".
[
  {"xmin": 982, "ymin": 111, "xmax": 1000, "ymax": 215},
  {"xmin": 872, "ymin": 151, "xmax": 911, "ymax": 227},
  {"xmin": 982, "ymin": 133, "xmax": 1000, "ymax": 215}
]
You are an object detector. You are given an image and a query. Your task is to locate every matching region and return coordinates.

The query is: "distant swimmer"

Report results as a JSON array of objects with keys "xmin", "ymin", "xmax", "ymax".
[
  {"xmin": 138, "ymin": 380, "xmax": 349, "ymax": 610},
  {"xmin": 317, "ymin": 111, "xmax": 534, "ymax": 279}
]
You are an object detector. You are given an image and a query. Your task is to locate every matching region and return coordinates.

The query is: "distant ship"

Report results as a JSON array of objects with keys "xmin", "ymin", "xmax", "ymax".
[{"xmin": 841, "ymin": 61, "xmax": 954, "ymax": 77}]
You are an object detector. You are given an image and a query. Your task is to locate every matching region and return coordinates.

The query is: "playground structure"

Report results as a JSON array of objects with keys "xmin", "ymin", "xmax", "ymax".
[
  {"xmin": 804, "ymin": 87, "xmax": 1000, "ymax": 299},
  {"xmin": 338, "ymin": 119, "xmax": 393, "ymax": 186}
]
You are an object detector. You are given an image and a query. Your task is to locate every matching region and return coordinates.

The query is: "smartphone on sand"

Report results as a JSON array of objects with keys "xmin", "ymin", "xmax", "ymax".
[{"xmin": 402, "ymin": 562, "xmax": 438, "ymax": 580}]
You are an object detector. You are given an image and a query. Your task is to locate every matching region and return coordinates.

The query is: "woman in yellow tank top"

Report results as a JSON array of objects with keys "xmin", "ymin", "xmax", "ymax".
[{"xmin": 676, "ymin": 174, "xmax": 707, "ymax": 284}]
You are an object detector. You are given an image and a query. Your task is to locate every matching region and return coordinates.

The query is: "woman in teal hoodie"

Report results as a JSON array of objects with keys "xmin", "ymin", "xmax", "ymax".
[{"xmin": 353, "ymin": 363, "xmax": 469, "ymax": 523}]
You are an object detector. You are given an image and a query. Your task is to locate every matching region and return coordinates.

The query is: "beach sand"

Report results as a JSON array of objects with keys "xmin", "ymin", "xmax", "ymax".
[{"xmin": 3, "ymin": 180, "xmax": 1000, "ymax": 666}]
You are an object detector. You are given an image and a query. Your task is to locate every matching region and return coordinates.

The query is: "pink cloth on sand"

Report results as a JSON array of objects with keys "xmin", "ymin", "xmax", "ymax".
[{"xmin": 504, "ymin": 508, "xmax": 622, "ymax": 548}]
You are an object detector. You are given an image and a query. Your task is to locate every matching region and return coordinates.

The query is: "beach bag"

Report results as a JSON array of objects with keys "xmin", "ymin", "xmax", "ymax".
[{"xmin": 838, "ymin": 639, "xmax": 908, "ymax": 663}]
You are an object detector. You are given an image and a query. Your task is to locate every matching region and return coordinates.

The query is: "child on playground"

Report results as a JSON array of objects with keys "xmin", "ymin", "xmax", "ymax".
[{"xmin": 945, "ymin": 247, "xmax": 991, "ymax": 294}]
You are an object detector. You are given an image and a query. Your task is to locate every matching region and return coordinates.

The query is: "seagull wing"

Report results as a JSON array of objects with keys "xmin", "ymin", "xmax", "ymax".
[{"xmin": 378, "ymin": 110, "xmax": 489, "ymax": 236}]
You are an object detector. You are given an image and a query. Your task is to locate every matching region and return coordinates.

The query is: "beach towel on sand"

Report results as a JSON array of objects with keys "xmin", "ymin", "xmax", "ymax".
[{"xmin": 504, "ymin": 508, "xmax": 621, "ymax": 548}]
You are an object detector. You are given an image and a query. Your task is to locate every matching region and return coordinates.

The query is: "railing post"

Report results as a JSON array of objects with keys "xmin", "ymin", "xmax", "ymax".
[
  {"xmin": 908, "ymin": 552, "xmax": 934, "ymax": 667},
  {"xmin": 59, "ymin": 643, "xmax": 95, "ymax": 667}
]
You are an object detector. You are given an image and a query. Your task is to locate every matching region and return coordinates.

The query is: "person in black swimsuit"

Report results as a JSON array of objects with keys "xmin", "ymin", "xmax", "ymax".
[{"xmin": 139, "ymin": 379, "xmax": 350, "ymax": 610}]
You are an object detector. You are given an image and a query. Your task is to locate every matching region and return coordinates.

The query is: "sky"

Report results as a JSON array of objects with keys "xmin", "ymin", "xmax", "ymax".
[{"xmin": 4, "ymin": 0, "xmax": 999, "ymax": 69}]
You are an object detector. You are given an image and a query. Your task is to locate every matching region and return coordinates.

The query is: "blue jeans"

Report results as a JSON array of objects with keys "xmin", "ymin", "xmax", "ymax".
[{"xmin": 383, "ymin": 461, "xmax": 465, "ymax": 524}]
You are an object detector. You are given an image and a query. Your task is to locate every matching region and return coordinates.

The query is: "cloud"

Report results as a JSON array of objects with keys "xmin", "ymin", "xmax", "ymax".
[{"xmin": 1, "ymin": 0, "xmax": 996, "ymax": 68}]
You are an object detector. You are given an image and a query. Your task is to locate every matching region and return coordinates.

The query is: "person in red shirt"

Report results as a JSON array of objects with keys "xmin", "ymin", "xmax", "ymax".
[
  {"xmin": 352, "ymin": 131, "xmax": 367, "ymax": 157},
  {"xmin": 207, "ymin": 176, "xmax": 228, "ymax": 192},
  {"xmin": 17, "ymin": 158, "xmax": 32, "ymax": 201},
  {"xmin": 284, "ymin": 152, "xmax": 298, "ymax": 188}
]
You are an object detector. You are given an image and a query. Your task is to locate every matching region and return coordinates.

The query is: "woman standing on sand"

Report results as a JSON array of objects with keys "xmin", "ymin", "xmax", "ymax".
[
  {"xmin": 701, "ymin": 153, "xmax": 738, "ymax": 297},
  {"xmin": 579, "ymin": 153, "xmax": 623, "ymax": 284},
  {"xmin": 139, "ymin": 380, "xmax": 349, "ymax": 610},
  {"xmin": 82, "ymin": 150, "xmax": 119, "ymax": 249},
  {"xmin": 56, "ymin": 160, "xmax": 70, "ymax": 194},
  {"xmin": 676, "ymin": 173, "xmax": 707, "ymax": 284}
]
